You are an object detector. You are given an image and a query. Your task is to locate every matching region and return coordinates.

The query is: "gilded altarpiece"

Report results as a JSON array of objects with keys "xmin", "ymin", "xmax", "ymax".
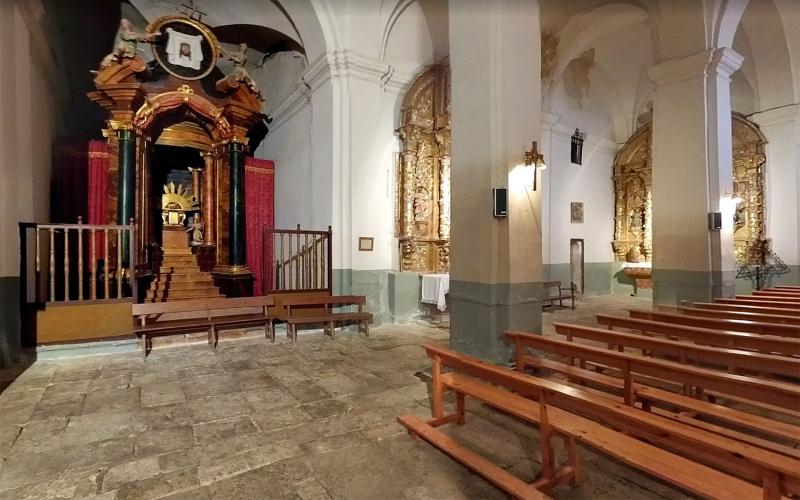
[
  {"xmin": 396, "ymin": 63, "xmax": 451, "ymax": 273},
  {"xmin": 613, "ymin": 115, "xmax": 766, "ymax": 264}
]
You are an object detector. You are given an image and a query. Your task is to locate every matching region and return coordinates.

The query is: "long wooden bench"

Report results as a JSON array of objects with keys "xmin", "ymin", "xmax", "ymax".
[
  {"xmin": 512, "ymin": 341, "xmax": 800, "ymax": 445},
  {"xmin": 281, "ymin": 295, "xmax": 372, "ymax": 342},
  {"xmin": 716, "ymin": 297, "xmax": 800, "ymax": 310},
  {"xmin": 629, "ymin": 309, "xmax": 800, "ymax": 337},
  {"xmin": 739, "ymin": 294, "xmax": 800, "ymax": 303},
  {"xmin": 753, "ymin": 290, "xmax": 800, "ymax": 298},
  {"xmin": 693, "ymin": 301, "xmax": 800, "ymax": 317},
  {"xmin": 554, "ymin": 322, "xmax": 800, "ymax": 379},
  {"xmin": 132, "ymin": 296, "xmax": 274, "ymax": 356},
  {"xmin": 542, "ymin": 281, "xmax": 576, "ymax": 310},
  {"xmin": 505, "ymin": 331, "xmax": 800, "ymax": 412},
  {"xmin": 595, "ymin": 314, "xmax": 800, "ymax": 356},
  {"xmin": 400, "ymin": 344, "xmax": 780, "ymax": 499},
  {"xmin": 681, "ymin": 306, "xmax": 800, "ymax": 325}
]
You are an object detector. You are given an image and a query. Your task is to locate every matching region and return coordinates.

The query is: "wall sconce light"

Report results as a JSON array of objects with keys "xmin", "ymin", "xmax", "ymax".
[
  {"xmin": 523, "ymin": 141, "xmax": 546, "ymax": 191},
  {"xmin": 571, "ymin": 128, "xmax": 585, "ymax": 165}
]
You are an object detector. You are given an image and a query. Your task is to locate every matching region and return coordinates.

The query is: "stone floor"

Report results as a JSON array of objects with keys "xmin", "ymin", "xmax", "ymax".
[{"xmin": 0, "ymin": 294, "xmax": 694, "ymax": 500}]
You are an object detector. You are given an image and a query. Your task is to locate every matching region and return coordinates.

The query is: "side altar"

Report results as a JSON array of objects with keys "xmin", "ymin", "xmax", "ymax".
[{"xmin": 87, "ymin": 14, "xmax": 270, "ymax": 299}]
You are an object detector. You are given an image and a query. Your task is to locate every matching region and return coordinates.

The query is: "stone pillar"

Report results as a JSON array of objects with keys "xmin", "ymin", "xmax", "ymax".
[
  {"xmin": 648, "ymin": 48, "xmax": 743, "ymax": 304},
  {"xmin": 228, "ymin": 141, "xmax": 246, "ymax": 268},
  {"xmin": 189, "ymin": 166, "xmax": 202, "ymax": 206},
  {"xmin": 202, "ymin": 151, "xmax": 216, "ymax": 246},
  {"xmin": 448, "ymin": 0, "xmax": 542, "ymax": 363},
  {"xmin": 117, "ymin": 128, "xmax": 135, "ymax": 266},
  {"xmin": 751, "ymin": 105, "xmax": 800, "ymax": 283}
]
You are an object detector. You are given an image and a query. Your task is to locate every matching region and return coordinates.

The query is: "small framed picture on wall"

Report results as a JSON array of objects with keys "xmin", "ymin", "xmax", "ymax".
[
  {"xmin": 358, "ymin": 237, "xmax": 374, "ymax": 251},
  {"xmin": 570, "ymin": 202, "xmax": 584, "ymax": 224}
]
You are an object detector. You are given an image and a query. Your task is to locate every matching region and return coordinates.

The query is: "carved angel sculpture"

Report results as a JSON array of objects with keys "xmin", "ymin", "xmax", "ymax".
[{"xmin": 98, "ymin": 19, "xmax": 158, "ymax": 69}]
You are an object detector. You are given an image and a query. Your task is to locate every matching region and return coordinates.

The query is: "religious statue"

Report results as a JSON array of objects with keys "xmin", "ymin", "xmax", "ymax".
[
  {"xmin": 186, "ymin": 215, "xmax": 204, "ymax": 246},
  {"xmin": 98, "ymin": 19, "xmax": 159, "ymax": 69},
  {"xmin": 222, "ymin": 43, "xmax": 263, "ymax": 99}
]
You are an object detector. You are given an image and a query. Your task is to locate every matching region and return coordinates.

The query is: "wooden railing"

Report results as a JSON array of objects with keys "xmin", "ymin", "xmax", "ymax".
[
  {"xmin": 263, "ymin": 225, "xmax": 332, "ymax": 294},
  {"xmin": 19, "ymin": 218, "xmax": 136, "ymax": 304}
]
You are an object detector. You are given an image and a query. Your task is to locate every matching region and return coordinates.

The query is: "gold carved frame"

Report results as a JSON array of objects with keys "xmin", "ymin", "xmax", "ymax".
[
  {"xmin": 396, "ymin": 62, "xmax": 451, "ymax": 273},
  {"xmin": 612, "ymin": 114, "xmax": 767, "ymax": 264}
]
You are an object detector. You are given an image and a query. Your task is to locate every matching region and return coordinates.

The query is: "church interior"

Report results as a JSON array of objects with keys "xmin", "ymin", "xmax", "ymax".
[{"xmin": 0, "ymin": 0, "xmax": 799, "ymax": 498}]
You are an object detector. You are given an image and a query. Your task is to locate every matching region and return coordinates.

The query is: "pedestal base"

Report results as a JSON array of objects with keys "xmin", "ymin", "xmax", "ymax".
[{"xmin": 212, "ymin": 269, "xmax": 254, "ymax": 297}]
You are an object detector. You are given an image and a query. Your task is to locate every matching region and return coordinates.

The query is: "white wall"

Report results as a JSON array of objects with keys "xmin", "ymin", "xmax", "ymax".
[
  {"xmin": 541, "ymin": 121, "xmax": 616, "ymax": 266},
  {"xmin": 0, "ymin": 0, "xmax": 62, "ymax": 278}
]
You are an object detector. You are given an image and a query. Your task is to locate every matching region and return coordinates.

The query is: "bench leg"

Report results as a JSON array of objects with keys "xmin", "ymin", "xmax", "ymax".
[
  {"xmin": 140, "ymin": 335, "xmax": 147, "ymax": 358},
  {"xmin": 207, "ymin": 327, "xmax": 213, "ymax": 346},
  {"xmin": 456, "ymin": 393, "xmax": 466, "ymax": 425},
  {"xmin": 328, "ymin": 321, "xmax": 335, "ymax": 340},
  {"xmin": 292, "ymin": 324, "xmax": 298, "ymax": 343},
  {"xmin": 212, "ymin": 327, "xmax": 218, "ymax": 349},
  {"xmin": 364, "ymin": 321, "xmax": 370, "ymax": 337},
  {"xmin": 263, "ymin": 322, "xmax": 270, "ymax": 341},
  {"xmin": 564, "ymin": 435, "xmax": 580, "ymax": 485}
]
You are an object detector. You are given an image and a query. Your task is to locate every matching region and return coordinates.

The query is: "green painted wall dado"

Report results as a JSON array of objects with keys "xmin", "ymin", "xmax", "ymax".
[
  {"xmin": 543, "ymin": 262, "xmax": 656, "ymax": 298},
  {"xmin": 332, "ymin": 270, "xmax": 422, "ymax": 326}
]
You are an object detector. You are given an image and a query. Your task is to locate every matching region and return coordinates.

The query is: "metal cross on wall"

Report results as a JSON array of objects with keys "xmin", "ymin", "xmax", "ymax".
[{"xmin": 180, "ymin": 0, "xmax": 207, "ymax": 22}]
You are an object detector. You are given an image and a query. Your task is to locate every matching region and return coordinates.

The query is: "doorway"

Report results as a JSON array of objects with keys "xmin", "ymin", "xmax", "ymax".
[{"xmin": 570, "ymin": 239, "xmax": 584, "ymax": 295}]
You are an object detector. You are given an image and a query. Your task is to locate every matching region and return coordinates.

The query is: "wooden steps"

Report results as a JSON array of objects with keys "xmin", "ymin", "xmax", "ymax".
[{"xmin": 146, "ymin": 250, "xmax": 222, "ymax": 302}]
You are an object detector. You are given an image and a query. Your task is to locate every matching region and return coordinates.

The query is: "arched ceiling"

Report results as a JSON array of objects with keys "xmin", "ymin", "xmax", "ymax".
[{"xmin": 543, "ymin": 0, "xmax": 796, "ymax": 143}]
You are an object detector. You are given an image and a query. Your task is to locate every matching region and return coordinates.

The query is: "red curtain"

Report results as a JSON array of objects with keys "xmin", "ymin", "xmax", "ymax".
[
  {"xmin": 87, "ymin": 140, "xmax": 109, "ymax": 255},
  {"xmin": 245, "ymin": 158, "xmax": 275, "ymax": 295}
]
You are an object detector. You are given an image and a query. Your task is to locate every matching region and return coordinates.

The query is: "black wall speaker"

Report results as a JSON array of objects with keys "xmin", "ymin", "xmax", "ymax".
[
  {"xmin": 708, "ymin": 211, "xmax": 722, "ymax": 230},
  {"xmin": 493, "ymin": 188, "xmax": 508, "ymax": 218}
]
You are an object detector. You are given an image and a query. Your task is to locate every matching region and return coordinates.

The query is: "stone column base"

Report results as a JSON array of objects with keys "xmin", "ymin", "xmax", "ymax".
[
  {"xmin": 652, "ymin": 269, "xmax": 735, "ymax": 305},
  {"xmin": 449, "ymin": 280, "xmax": 543, "ymax": 364}
]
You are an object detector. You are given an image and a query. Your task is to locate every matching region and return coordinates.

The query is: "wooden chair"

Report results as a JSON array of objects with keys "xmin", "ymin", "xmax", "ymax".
[
  {"xmin": 282, "ymin": 295, "xmax": 372, "ymax": 342},
  {"xmin": 399, "ymin": 344, "xmax": 776, "ymax": 499},
  {"xmin": 628, "ymin": 309, "xmax": 800, "ymax": 337},
  {"xmin": 542, "ymin": 281, "xmax": 576, "ymax": 310},
  {"xmin": 595, "ymin": 313, "xmax": 800, "ymax": 357},
  {"xmin": 132, "ymin": 296, "xmax": 274, "ymax": 356}
]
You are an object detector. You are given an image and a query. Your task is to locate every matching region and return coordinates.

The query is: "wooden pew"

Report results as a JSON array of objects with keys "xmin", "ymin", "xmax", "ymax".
[
  {"xmin": 553, "ymin": 322, "xmax": 800, "ymax": 379},
  {"xmin": 753, "ymin": 290, "xmax": 800, "ymax": 298},
  {"xmin": 773, "ymin": 286, "xmax": 800, "ymax": 290},
  {"xmin": 282, "ymin": 295, "xmax": 372, "ymax": 342},
  {"xmin": 629, "ymin": 309, "xmax": 800, "ymax": 337},
  {"xmin": 595, "ymin": 314, "xmax": 800, "ymax": 357},
  {"xmin": 715, "ymin": 297, "xmax": 800, "ymax": 310},
  {"xmin": 401, "ymin": 343, "xmax": 789, "ymax": 499},
  {"xmin": 505, "ymin": 331, "xmax": 800, "ymax": 412},
  {"xmin": 693, "ymin": 301, "xmax": 800, "ymax": 317},
  {"xmin": 680, "ymin": 306, "xmax": 800, "ymax": 325},
  {"xmin": 132, "ymin": 296, "xmax": 274, "ymax": 356},
  {"xmin": 738, "ymin": 294, "xmax": 800, "ymax": 303}
]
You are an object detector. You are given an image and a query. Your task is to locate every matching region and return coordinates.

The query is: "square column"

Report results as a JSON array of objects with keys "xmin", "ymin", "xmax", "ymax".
[
  {"xmin": 648, "ymin": 48, "xmax": 743, "ymax": 304},
  {"xmin": 448, "ymin": 0, "xmax": 542, "ymax": 363}
]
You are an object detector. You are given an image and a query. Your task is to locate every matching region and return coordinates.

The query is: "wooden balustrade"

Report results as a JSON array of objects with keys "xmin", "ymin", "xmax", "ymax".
[
  {"xmin": 263, "ymin": 225, "xmax": 332, "ymax": 294},
  {"xmin": 19, "ymin": 219, "xmax": 136, "ymax": 304}
]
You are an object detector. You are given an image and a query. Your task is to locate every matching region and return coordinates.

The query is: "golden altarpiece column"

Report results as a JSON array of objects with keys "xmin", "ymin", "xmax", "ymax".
[
  {"xmin": 613, "ymin": 114, "xmax": 767, "ymax": 266},
  {"xmin": 87, "ymin": 14, "xmax": 264, "ymax": 298},
  {"xmin": 396, "ymin": 62, "xmax": 451, "ymax": 273}
]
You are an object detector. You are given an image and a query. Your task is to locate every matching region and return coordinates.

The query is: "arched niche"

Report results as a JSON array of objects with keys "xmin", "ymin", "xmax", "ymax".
[
  {"xmin": 396, "ymin": 61, "xmax": 450, "ymax": 273},
  {"xmin": 612, "ymin": 114, "xmax": 766, "ymax": 264}
]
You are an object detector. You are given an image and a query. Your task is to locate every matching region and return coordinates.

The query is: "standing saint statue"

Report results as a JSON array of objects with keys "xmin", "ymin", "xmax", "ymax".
[
  {"xmin": 224, "ymin": 43, "xmax": 263, "ymax": 99},
  {"xmin": 186, "ymin": 214, "xmax": 204, "ymax": 246}
]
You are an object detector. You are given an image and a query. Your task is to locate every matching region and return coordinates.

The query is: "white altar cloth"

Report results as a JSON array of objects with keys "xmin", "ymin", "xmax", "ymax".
[{"xmin": 421, "ymin": 273, "xmax": 450, "ymax": 311}]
